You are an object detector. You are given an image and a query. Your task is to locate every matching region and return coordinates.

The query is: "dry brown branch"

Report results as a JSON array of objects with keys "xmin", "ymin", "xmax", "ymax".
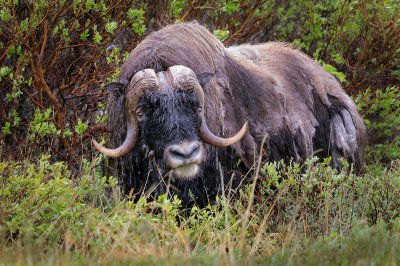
[
  {"xmin": 39, "ymin": 20, "xmax": 48, "ymax": 59},
  {"xmin": 34, "ymin": 56, "xmax": 62, "ymax": 127}
]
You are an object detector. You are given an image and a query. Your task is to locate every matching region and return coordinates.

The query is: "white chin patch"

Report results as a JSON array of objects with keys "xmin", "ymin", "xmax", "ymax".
[{"xmin": 172, "ymin": 163, "xmax": 199, "ymax": 180}]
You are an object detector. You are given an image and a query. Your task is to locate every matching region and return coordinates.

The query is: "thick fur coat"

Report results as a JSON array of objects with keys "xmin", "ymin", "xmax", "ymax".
[{"xmin": 106, "ymin": 22, "xmax": 366, "ymax": 206}]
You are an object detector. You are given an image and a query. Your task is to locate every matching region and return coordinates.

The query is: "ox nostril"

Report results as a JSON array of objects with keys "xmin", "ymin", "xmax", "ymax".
[{"xmin": 170, "ymin": 143, "xmax": 199, "ymax": 159}]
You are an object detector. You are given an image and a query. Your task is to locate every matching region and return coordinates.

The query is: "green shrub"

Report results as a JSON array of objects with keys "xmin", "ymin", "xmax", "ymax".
[
  {"xmin": 356, "ymin": 86, "xmax": 400, "ymax": 164},
  {"xmin": 1, "ymin": 155, "xmax": 399, "ymax": 264},
  {"xmin": 265, "ymin": 0, "xmax": 400, "ymax": 94},
  {"xmin": 0, "ymin": 155, "xmax": 117, "ymax": 244},
  {"xmin": 0, "ymin": 0, "xmax": 147, "ymax": 162}
]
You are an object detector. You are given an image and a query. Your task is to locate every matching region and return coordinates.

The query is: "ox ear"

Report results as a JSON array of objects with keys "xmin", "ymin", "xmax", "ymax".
[
  {"xmin": 197, "ymin": 72, "xmax": 215, "ymax": 88},
  {"xmin": 105, "ymin": 82, "xmax": 125, "ymax": 97}
]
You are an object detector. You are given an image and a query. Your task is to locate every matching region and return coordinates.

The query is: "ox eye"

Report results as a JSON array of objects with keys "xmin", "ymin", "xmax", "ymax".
[{"xmin": 136, "ymin": 109, "xmax": 145, "ymax": 120}]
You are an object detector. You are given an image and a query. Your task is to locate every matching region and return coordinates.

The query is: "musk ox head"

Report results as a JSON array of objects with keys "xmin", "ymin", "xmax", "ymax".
[{"xmin": 94, "ymin": 65, "xmax": 247, "ymax": 180}]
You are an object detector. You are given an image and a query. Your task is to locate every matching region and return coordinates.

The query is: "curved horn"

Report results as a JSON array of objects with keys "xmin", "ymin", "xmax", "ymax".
[
  {"xmin": 167, "ymin": 65, "xmax": 248, "ymax": 147},
  {"xmin": 93, "ymin": 115, "xmax": 137, "ymax": 157},
  {"xmin": 93, "ymin": 69, "xmax": 159, "ymax": 157},
  {"xmin": 200, "ymin": 121, "xmax": 248, "ymax": 147}
]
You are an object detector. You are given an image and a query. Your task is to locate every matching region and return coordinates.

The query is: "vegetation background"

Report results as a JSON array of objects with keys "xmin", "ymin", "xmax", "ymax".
[{"xmin": 0, "ymin": 0, "xmax": 399, "ymax": 264}]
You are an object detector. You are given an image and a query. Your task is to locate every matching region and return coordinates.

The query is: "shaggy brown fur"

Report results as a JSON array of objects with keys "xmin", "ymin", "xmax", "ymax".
[{"xmin": 106, "ymin": 22, "xmax": 366, "ymax": 205}]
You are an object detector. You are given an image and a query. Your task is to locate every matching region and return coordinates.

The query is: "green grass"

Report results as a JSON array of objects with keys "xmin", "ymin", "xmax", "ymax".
[{"xmin": 1, "ymin": 154, "xmax": 399, "ymax": 265}]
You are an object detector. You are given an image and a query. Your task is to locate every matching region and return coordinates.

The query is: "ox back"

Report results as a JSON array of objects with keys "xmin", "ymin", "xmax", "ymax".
[{"xmin": 101, "ymin": 22, "xmax": 366, "ymax": 207}]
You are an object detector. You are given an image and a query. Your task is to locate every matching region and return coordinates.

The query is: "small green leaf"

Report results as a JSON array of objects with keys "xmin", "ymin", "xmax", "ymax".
[
  {"xmin": 2, "ymin": 122, "xmax": 11, "ymax": 134},
  {"xmin": 75, "ymin": 119, "xmax": 88, "ymax": 135},
  {"xmin": 80, "ymin": 29, "xmax": 90, "ymax": 41},
  {"xmin": 105, "ymin": 21, "xmax": 117, "ymax": 34}
]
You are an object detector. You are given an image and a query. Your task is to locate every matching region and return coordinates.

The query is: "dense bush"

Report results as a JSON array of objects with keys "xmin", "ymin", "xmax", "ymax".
[
  {"xmin": 356, "ymin": 87, "xmax": 400, "ymax": 165},
  {"xmin": 0, "ymin": 156, "xmax": 399, "ymax": 263}
]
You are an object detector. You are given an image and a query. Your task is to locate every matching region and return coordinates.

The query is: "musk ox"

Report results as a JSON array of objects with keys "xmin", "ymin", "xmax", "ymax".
[{"xmin": 94, "ymin": 22, "xmax": 366, "ymax": 207}]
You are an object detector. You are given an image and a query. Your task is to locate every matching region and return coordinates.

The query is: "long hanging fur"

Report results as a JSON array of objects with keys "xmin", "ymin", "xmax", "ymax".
[{"xmin": 106, "ymin": 22, "xmax": 366, "ymax": 206}]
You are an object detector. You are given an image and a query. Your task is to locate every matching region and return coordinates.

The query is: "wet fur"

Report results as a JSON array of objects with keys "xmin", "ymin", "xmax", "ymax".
[{"xmin": 106, "ymin": 22, "xmax": 366, "ymax": 207}]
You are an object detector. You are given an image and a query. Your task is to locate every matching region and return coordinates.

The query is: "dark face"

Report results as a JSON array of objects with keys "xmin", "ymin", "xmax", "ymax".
[
  {"xmin": 94, "ymin": 66, "xmax": 246, "ymax": 186},
  {"xmin": 136, "ymin": 89, "xmax": 206, "ymax": 179}
]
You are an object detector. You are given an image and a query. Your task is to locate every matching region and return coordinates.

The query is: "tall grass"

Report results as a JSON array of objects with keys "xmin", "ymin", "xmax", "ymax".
[{"xmin": 1, "ymin": 152, "xmax": 399, "ymax": 264}]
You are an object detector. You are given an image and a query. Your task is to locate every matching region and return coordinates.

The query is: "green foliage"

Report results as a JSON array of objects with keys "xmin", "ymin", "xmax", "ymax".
[
  {"xmin": 0, "ymin": 0, "xmax": 152, "ymax": 161},
  {"xmin": 169, "ymin": 0, "xmax": 185, "ymax": 18},
  {"xmin": 28, "ymin": 109, "xmax": 63, "ymax": 140},
  {"xmin": 1, "ymin": 110, "xmax": 19, "ymax": 134},
  {"xmin": 0, "ymin": 66, "xmax": 11, "ymax": 82},
  {"xmin": 92, "ymin": 24, "xmax": 103, "ymax": 44},
  {"xmin": 356, "ymin": 87, "xmax": 400, "ymax": 163},
  {"xmin": 106, "ymin": 47, "xmax": 122, "ymax": 65},
  {"xmin": 213, "ymin": 29, "xmax": 230, "ymax": 42},
  {"xmin": 259, "ymin": 0, "xmax": 399, "ymax": 91},
  {"xmin": 0, "ymin": 4, "xmax": 11, "ymax": 22},
  {"xmin": 219, "ymin": 0, "xmax": 240, "ymax": 15},
  {"xmin": 0, "ymin": 155, "xmax": 117, "ymax": 243},
  {"xmin": 75, "ymin": 119, "xmax": 88, "ymax": 135},
  {"xmin": 127, "ymin": 7, "xmax": 146, "ymax": 35},
  {"xmin": 2, "ymin": 122, "xmax": 11, "ymax": 134},
  {"xmin": 95, "ymin": 102, "xmax": 108, "ymax": 124},
  {"xmin": 324, "ymin": 63, "xmax": 347, "ymax": 84},
  {"xmin": 105, "ymin": 21, "xmax": 118, "ymax": 34},
  {"xmin": 317, "ymin": 59, "xmax": 348, "ymax": 84},
  {"xmin": 80, "ymin": 28, "xmax": 90, "ymax": 41},
  {"xmin": 1, "ymin": 156, "xmax": 399, "ymax": 264}
]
